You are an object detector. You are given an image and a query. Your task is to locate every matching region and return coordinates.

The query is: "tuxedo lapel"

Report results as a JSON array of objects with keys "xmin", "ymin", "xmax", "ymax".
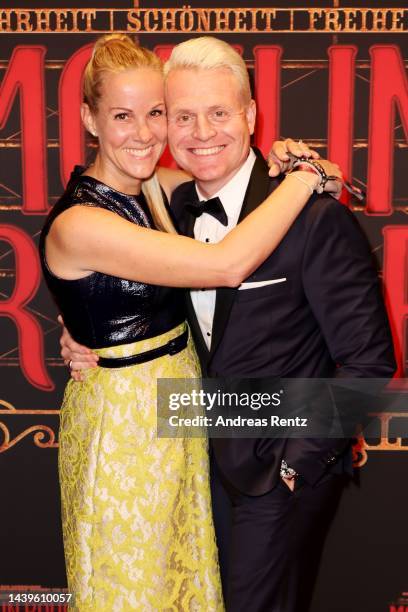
[
  {"xmin": 209, "ymin": 151, "xmax": 272, "ymax": 360},
  {"xmin": 237, "ymin": 149, "xmax": 271, "ymax": 224},
  {"xmin": 174, "ymin": 181, "xmax": 198, "ymax": 238},
  {"xmin": 185, "ymin": 292, "xmax": 210, "ymax": 367}
]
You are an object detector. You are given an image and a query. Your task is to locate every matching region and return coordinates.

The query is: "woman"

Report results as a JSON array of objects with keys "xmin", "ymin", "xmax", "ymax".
[{"xmin": 40, "ymin": 34, "xmax": 341, "ymax": 611}]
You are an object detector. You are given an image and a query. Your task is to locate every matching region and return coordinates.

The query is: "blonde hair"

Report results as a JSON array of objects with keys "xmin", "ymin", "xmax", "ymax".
[
  {"xmin": 84, "ymin": 34, "xmax": 176, "ymax": 234},
  {"xmin": 164, "ymin": 36, "xmax": 251, "ymax": 104}
]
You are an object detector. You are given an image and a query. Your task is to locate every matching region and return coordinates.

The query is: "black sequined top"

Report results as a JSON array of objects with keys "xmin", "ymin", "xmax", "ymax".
[{"xmin": 39, "ymin": 168, "xmax": 185, "ymax": 348}]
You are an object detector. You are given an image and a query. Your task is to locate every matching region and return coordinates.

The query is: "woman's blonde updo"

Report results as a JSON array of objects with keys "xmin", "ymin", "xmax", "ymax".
[
  {"xmin": 84, "ymin": 34, "xmax": 163, "ymax": 112},
  {"xmin": 83, "ymin": 34, "xmax": 175, "ymax": 234}
]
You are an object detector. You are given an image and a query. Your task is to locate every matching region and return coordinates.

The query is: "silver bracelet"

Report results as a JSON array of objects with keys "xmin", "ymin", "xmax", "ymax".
[
  {"xmin": 292, "ymin": 158, "xmax": 339, "ymax": 195},
  {"xmin": 292, "ymin": 157, "xmax": 365, "ymax": 201},
  {"xmin": 286, "ymin": 171, "xmax": 314, "ymax": 195}
]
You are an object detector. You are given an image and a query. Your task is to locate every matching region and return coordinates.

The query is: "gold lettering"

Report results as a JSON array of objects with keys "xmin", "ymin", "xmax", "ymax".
[
  {"xmin": 70, "ymin": 9, "xmax": 82, "ymax": 33},
  {"xmin": 250, "ymin": 9, "xmax": 259, "ymax": 32},
  {"xmin": 0, "ymin": 11, "xmax": 12, "ymax": 31},
  {"xmin": 55, "ymin": 10, "xmax": 69, "ymax": 32},
  {"xmin": 179, "ymin": 5, "xmax": 195, "ymax": 32},
  {"xmin": 127, "ymin": 10, "xmax": 141, "ymax": 31},
  {"xmin": 326, "ymin": 10, "xmax": 341, "ymax": 32},
  {"xmin": 36, "ymin": 10, "xmax": 50, "ymax": 31},
  {"xmin": 391, "ymin": 10, "xmax": 406, "ymax": 31},
  {"xmin": 260, "ymin": 9, "xmax": 277, "ymax": 31},
  {"xmin": 79, "ymin": 10, "xmax": 96, "ymax": 32},
  {"xmin": 235, "ymin": 10, "xmax": 249, "ymax": 31},
  {"xmin": 310, "ymin": 9, "xmax": 324, "ymax": 31},
  {"xmin": 197, "ymin": 9, "xmax": 210, "ymax": 31},
  {"xmin": 214, "ymin": 9, "xmax": 230, "ymax": 31},
  {"xmin": 145, "ymin": 9, "xmax": 160, "ymax": 32},
  {"xmin": 372, "ymin": 9, "xmax": 387, "ymax": 31},
  {"xmin": 162, "ymin": 10, "xmax": 176, "ymax": 31},
  {"xmin": 289, "ymin": 8, "xmax": 294, "ymax": 32},
  {"xmin": 16, "ymin": 11, "xmax": 33, "ymax": 32},
  {"xmin": 343, "ymin": 9, "xmax": 360, "ymax": 32},
  {"xmin": 1, "ymin": 6, "xmax": 406, "ymax": 35}
]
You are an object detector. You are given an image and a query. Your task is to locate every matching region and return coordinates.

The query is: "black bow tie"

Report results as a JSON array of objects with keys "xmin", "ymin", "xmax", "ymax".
[{"xmin": 185, "ymin": 196, "xmax": 228, "ymax": 226}]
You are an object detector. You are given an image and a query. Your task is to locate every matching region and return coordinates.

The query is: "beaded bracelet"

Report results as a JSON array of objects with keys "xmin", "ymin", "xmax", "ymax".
[
  {"xmin": 291, "ymin": 157, "xmax": 365, "ymax": 201},
  {"xmin": 291, "ymin": 158, "xmax": 338, "ymax": 194}
]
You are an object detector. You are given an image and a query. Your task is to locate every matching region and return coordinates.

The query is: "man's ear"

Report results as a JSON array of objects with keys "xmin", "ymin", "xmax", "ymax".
[
  {"xmin": 81, "ymin": 103, "xmax": 97, "ymax": 137},
  {"xmin": 246, "ymin": 99, "xmax": 256, "ymax": 136}
]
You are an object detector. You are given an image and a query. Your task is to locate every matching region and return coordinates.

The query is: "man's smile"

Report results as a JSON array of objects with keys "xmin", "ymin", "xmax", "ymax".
[{"xmin": 188, "ymin": 145, "xmax": 226, "ymax": 156}]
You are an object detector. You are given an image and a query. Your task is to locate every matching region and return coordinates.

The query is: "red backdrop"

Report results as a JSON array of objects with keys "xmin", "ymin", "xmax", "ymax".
[{"xmin": 0, "ymin": 2, "xmax": 407, "ymax": 611}]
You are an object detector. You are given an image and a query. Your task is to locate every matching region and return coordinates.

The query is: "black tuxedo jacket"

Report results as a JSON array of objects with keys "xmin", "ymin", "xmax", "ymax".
[{"xmin": 171, "ymin": 150, "xmax": 396, "ymax": 495}]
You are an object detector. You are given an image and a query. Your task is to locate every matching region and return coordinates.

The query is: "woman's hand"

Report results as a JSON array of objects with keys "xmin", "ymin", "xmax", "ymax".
[
  {"xmin": 291, "ymin": 158, "xmax": 343, "ymax": 199},
  {"xmin": 58, "ymin": 315, "xmax": 98, "ymax": 381},
  {"xmin": 268, "ymin": 138, "xmax": 320, "ymax": 177}
]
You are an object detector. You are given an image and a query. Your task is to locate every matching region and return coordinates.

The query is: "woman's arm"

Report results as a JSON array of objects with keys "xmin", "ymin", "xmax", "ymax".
[{"xmin": 46, "ymin": 162, "xmax": 340, "ymax": 289}]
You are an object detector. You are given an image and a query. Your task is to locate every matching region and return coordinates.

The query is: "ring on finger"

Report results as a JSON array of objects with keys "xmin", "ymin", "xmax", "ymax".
[{"xmin": 68, "ymin": 359, "xmax": 73, "ymax": 370}]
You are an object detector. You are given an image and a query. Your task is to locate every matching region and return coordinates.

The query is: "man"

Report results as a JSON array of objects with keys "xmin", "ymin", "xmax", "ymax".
[
  {"xmin": 164, "ymin": 37, "xmax": 395, "ymax": 611},
  {"xmin": 63, "ymin": 37, "xmax": 396, "ymax": 611}
]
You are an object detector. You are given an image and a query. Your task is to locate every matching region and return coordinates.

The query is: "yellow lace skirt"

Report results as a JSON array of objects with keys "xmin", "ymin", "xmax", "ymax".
[{"xmin": 59, "ymin": 323, "xmax": 223, "ymax": 611}]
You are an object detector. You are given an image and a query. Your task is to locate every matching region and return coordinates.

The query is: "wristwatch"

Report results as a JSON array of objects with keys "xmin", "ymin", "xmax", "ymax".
[{"xmin": 280, "ymin": 459, "xmax": 298, "ymax": 480}]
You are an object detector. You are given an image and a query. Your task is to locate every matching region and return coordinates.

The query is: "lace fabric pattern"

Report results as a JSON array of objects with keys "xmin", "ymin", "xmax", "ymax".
[{"xmin": 59, "ymin": 324, "xmax": 223, "ymax": 611}]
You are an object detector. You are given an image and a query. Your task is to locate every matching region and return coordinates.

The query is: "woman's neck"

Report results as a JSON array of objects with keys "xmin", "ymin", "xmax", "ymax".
[{"xmin": 86, "ymin": 156, "xmax": 142, "ymax": 196}]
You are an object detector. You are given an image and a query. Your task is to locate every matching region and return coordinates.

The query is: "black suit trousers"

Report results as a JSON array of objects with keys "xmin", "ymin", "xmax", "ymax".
[{"xmin": 211, "ymin": 459, "xmax": 345, "ymax": 612}]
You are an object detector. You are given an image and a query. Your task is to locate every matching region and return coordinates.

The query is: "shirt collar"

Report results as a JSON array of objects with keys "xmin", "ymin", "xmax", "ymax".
[{"xmin": 195, "ymin": 148, "xmax": 257, "ymax": 217}]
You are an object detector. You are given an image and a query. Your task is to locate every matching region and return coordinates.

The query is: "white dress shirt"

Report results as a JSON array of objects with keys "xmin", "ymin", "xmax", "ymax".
[{"xmin": 191, "ymin": 149, "xmax": 257, "ymax": 349}]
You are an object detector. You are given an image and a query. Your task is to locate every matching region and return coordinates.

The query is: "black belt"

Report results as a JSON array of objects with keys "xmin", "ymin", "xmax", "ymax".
[{"xmin": 98, "ymin": 328, "xmax": 189, "ymax": 369}]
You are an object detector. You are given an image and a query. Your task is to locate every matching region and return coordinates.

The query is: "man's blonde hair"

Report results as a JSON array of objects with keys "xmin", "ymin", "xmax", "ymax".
[{"xmin": 164, "ymin": 36, "xmax": 252, "ymax": 104}]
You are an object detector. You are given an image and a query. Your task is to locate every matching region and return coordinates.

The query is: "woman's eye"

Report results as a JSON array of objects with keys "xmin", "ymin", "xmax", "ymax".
[
  {"xmin": 114, "ymin": 112, "xmax": 128, "ymax": 121},
  {"xmin": 150, "ymin": 109, "xmax": 164, "ymax": 117}
]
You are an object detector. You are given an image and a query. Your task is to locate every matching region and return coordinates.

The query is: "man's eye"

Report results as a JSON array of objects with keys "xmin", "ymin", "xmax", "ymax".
[
  {"xmin": 212, "ymin": 109, "xmax": 229, "ymax": 121},
  {"xmin": 114, "ymin": 112, "xmax": 128, "ymax": 120},
  {"xmin": 178, "ymin": 114, "xmax": 193, "ymax": 123}
]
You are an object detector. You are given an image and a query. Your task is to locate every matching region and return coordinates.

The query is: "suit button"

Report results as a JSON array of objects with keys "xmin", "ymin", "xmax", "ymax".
[{"xmin": 326, "ymin": 455, "xmax": 337, "ymax": 465}]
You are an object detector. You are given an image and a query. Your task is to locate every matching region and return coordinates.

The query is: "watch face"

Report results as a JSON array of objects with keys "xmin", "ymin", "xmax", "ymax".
[
  {"xmin": 281, "ymin": 467, "xmax": 296, "ymax": 479},
  {"xmin": 280, "ymin": 460, "xmax": 297, "ymax": 479}
]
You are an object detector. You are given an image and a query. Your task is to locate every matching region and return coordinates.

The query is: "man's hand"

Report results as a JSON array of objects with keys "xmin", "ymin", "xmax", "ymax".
[
  {"xmin": 268, "ymin": 138, "xmax": 320, "ymax": 177},
  {"xmin": 58, "ymin": 315, "xmax": 98, "ymax": 381}
]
